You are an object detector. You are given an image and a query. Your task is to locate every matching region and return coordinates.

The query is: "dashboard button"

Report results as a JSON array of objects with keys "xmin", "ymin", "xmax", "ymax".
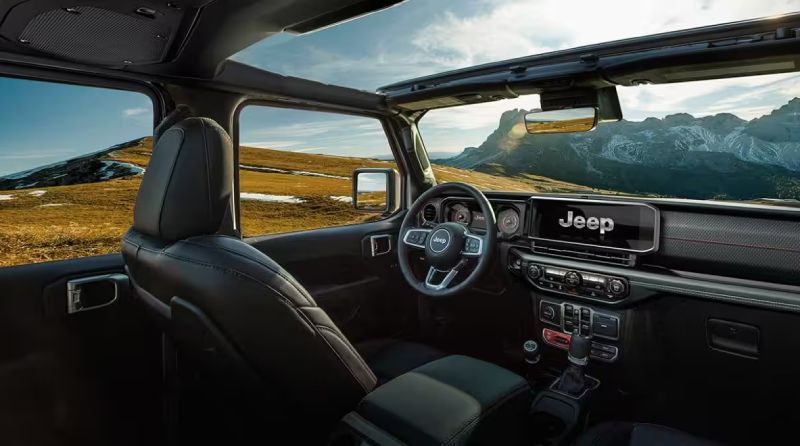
[
  {"xmin": 607, "ymin": 279, "xmax": 627, "ymax": 296},
  {"xmin": 539, "ymin": 301, "xmax": 561, "ymax": 325},
  {"xmin": 564, "ymin": 271, "xmax": 582, "ymax": 287},
  {"xmin": 592, "ymin": 314, "xmax": 619, "ymax": 339},
  {"xmin": 527, "ymin": 264, "xmax": 543, "ymax": 280}
]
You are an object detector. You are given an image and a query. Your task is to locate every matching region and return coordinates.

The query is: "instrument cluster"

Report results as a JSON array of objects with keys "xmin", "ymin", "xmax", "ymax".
[{"xmin": 422, "ymin": 198, "xmax": 524, "ymax": 237}]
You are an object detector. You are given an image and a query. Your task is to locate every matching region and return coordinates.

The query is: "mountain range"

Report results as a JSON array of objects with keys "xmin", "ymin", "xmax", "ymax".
[
  {"xmin": 441, "ymin": 98, "xmax": 800, "ymax": 200},
  {"xmin": 0, "ymin": 138, "xmax": 145, "ymax": 190}
]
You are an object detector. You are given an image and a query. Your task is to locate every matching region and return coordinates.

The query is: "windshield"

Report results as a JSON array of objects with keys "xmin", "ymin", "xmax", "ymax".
[
  {"xmin": 419, "ymin": 73, "xmax": 800, "ymax": 207},
  {"xmin": 233, "ymin": 0, "xmax": 798, "ymax": 91}
]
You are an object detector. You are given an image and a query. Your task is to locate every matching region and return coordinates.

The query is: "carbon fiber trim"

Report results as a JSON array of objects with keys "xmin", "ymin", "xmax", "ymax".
[{"xmin": 653, "ymin": 210, "xmax": 800, "ymax": 285}]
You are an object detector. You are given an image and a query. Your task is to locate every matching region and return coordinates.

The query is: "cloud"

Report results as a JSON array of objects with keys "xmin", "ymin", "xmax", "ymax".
[
  {"xmin": 235, "ymin": 0, "xmax": 800, "ymax": 154},
  {"xmin": 122, "ymin": 107, "xmax": 149, "ymax": 118},
  {"xmin": 240, "ymin": 112, "xmax": 393, "ymax": 157},
  {"xmin": 410, "ymin": 0, "xmax": 796, "ymax": 71},
  {"xmin": 618, "ymin": 72, "xmax": 800, "ymax": 120}
]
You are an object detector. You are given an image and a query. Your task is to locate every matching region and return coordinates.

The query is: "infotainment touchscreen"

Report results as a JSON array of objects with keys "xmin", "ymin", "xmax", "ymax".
[{"xmin": 530, "ymin": 198, "xmax": 659, "ymax": 252}]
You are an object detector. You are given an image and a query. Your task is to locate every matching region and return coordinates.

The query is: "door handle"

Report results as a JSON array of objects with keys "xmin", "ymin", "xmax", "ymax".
[
  {"xmin": 369, "ymin": 234, "xmax": 392, "ymax": 257},
  {"xmin": 66, "ymin": 273, "xmax": 129, "ymax": 314}
]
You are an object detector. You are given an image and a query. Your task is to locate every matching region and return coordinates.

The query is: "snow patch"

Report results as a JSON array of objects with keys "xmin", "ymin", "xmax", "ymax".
[
  {"xmin": 39, "ymin": 203, "xmax": 68, "ymax": 207},
  {"xmin": 240, "ymin": 164, "xmax": 348, "ymax": 180},
  {"xmin": 240, "ymin": 193, "xmax": 305, "ymax": 204},
  {"xmin": 329, "ymin": 195, "xmax": 352, "ymax": 203},
  {"xmin": 28, "ymin": 190, "xmax": 46, "ymax": 197},
  {"xmin": 99, "ymin": 161, "xmax": 145, "ymax": 180},
  {"xmin": 0, "ymin": 194, "xmax": 14, "ymax": 201}
]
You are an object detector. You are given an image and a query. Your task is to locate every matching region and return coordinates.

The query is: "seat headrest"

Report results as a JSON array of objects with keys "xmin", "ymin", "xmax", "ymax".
[{"xmin": 133, "ymin": 117, "xmax": 233, "ymax": 241}]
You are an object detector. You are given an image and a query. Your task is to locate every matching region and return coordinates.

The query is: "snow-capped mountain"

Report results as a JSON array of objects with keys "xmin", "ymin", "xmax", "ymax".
[
  {"xmin": 0, "ymin": 138, "xmax": 146, "ymax": 190},
  {"xmin": 442, "ymin": 99, "xmax": 800, "ymax": 200}
]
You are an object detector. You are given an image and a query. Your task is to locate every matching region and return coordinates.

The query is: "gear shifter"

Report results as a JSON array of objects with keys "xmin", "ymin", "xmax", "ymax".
[{"xmin": 555, "ymin": 330, "xmax": 591, "ymax": 397}]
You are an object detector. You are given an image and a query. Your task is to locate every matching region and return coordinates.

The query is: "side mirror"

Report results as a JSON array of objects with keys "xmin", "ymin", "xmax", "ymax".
[
  {"xmin": 352, "ymin": 168, "xmax": 400, "ymax": 215},
  {"xmin": 524, "ymin": 107, "xmax": 598, "ymax": 134}
]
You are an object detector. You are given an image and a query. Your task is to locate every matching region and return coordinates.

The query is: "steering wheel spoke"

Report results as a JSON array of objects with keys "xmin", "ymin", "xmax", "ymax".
[
  {"xmin": 461, "ymin": 231, "xmax": 484, "ymax": 258},
  {"xmin": 424, "ymin": 266, "xmax": 459, "ymax": 290},
  {"xmin": 402, "ymin": 228, "xmax": 431, "ymax": 249}
]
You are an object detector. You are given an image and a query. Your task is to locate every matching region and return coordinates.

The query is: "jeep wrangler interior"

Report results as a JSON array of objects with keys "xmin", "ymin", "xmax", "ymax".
[{"xmin": 1, "ymin": 1, "xmax": 799, "ymax": 445}]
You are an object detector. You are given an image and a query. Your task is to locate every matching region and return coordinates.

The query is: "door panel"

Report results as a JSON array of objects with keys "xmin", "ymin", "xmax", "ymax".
[
  {"xmin": 0, "ymin": 254, "xmax": 162, "ymax": 446},
  {"xmin": 246, "ymin": 213, "xmax": 418, "ymax": 342}
]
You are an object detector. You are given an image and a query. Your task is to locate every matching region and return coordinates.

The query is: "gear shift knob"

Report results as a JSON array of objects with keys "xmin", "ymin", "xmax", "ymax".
[{"xmin": 568, "ymin": 331, "xmax": 591, "ymax": 366}]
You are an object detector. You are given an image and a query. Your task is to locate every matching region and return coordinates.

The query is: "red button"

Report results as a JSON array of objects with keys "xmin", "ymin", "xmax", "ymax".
[{"xmin": 543, "ymin": 328, "xmax": 571, "ymax": 350}]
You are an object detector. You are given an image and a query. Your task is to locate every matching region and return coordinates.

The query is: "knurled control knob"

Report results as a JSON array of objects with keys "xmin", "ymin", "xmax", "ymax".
[
  {"xmin": 523, "ymin": 340, "xmax": 541, "ymax": 365},
  {"xmin": 607, "ymin": 278, "xmax": 627, "ymax": 296},
  {"xmin": 564, "ymin": 271, "xmax": 582, "ymax": 287},
  {"xmin": 527, "ymin": 264, "xmax": 543, "ymax": 280}
]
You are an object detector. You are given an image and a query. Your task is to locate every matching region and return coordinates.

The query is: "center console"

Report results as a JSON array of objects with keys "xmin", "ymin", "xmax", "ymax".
[
  {"xmin": 330, "ymin": 355, "xmax": 531, "ymax": 446},
  {"xmin": 504, "ymin": 197, "xmax": 658, "ymax": 368}
]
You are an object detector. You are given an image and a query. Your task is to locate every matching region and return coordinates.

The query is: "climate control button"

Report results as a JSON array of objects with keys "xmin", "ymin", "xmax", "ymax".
[
  {"xmin": 564, "ymin": 271, "xmax": 582, "ymax": 287},
  {"xmin": 523, "ymin": 263, "xmax": 629, "ymax": 301},
  {"xmin": 527, "ymin": 264, "xmax": 543, "ymax": 280},
  {"xmin": 607, "ymin": 279, "xmax": 627, "ymax": 296}
]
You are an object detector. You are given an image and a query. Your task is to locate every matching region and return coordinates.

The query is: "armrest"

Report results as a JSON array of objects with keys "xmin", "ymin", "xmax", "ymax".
[{"xmin": 338, "ymin": 355, "xmax": 531, "ymax": 446}]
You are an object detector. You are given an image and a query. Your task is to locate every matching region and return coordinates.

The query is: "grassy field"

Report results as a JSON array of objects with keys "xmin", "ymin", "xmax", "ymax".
[{"xmin": 0, "ymin": 137, "xmax": 600, "ymax": 267}]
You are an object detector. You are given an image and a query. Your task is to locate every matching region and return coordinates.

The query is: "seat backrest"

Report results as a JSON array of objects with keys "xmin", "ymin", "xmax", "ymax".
[{"xmin": 122, "ymin": 117, "xmax": 376, "ymax": 440}]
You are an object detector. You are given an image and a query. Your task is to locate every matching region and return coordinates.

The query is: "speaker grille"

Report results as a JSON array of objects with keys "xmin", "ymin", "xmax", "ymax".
[{"xmin": 18, "ymin": 6, "xmax": 169, "ymax": 66}]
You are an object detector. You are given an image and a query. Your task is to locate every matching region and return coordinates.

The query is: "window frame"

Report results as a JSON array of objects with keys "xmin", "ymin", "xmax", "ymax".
[
  {"xmin": 233, "ymin": 99, "xmax": 407, "ymax": 237},
  {"xmin": 0, "ymin": 69, "xmax": 160, "ymax": 268}
]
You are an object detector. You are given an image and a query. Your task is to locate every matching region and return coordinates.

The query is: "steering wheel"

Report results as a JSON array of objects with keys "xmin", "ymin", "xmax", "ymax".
[{"xmin": 397, "ymin": 182, "xmax": 497, "ymax": 297}]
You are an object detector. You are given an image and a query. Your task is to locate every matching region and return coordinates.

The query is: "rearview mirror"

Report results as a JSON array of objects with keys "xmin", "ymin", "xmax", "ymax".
[
  {"xmin": 352, "ymin": 168, "xmax": 400, "ymax": 214},
  {"xmin": 524, "ymin": 107, "xmax": 598, "ymax": 134}
]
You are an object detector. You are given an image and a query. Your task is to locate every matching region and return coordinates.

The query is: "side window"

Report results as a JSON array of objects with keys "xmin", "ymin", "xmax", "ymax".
[
  {"xmin": 0, "ymin": 77, "xmax": 153, "ymax": 267},
  {"xmin": 238, "ymin": 106, "xmax": 398, "ymax": 237}
]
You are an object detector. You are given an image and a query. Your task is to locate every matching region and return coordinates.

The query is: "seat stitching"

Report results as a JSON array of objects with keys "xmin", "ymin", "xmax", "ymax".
[
  {"xmin": 316, "ymin": 326, "xmax": 375, "ymax": 392},
  {"xmin": 131, "ymin": 242, "xmax": 300, "ymax": 309},
  {"xmin": 126, "ymin": 241, "xmax": 371, "ymax": 390},
  {"xmin": 314, "ymin": 323, "xmax": 375, "ymax": 379},
  {"xmin": 442, "ymin": 382, "xmax": 529, "ymax": 446},
  {"xmin": 199, "ymin": 119, "xmax": 214, "ymax": 232},
  {"xmin": 183, "ymin": 238, "xmax": 293, "ymax": 281},
  {"xmin": 157, "ymin": 127, "xmax": 185, "ymax": 238},
  {"xmin": 181, "ymin": 238, "xmax": 314, "ymax": 305}
]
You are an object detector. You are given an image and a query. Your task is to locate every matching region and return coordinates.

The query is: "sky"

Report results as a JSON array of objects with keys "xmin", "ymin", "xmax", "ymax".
[
  {"xmin": 2, "ymin": 0, "xmax": 800, "ymax": 176},
  {"xmin": 0, "ymin": 77, "xmax": 152, "ymax": 176},
  {"xmin": 235, "ymin": 0, "xmax": 800, "ymax": 155}
]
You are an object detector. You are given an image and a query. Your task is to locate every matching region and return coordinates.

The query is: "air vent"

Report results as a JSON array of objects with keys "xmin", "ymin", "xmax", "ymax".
[
  {"xmin": 422, "ymin": 204, "xmax": 437, "ymax": 223},
  {"xmin": 532, "ymin": 243, "xmax": 635, "ymax": 267}
]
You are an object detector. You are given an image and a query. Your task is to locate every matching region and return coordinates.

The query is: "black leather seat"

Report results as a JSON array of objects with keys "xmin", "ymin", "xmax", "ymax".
[
  {"xmin": 574, "ymin": 422, "xmax": 721, "ymax": 446},
  {"xmin": 122, "ymin": 117, "xmax": 443, "ymax": 442}
]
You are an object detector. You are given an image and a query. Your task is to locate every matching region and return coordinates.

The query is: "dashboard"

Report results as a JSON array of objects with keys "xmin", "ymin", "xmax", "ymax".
[
  {"xmin": 415, "ymin": 192, "xmax": 800, "ymax": 431},
  {"xmin": 418, "ymin": 192, "xmax": 800, "ymax": 297}
]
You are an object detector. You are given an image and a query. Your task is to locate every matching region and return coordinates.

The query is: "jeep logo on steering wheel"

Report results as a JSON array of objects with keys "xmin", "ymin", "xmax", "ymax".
[{"xmin": 429, "ymin": 229, "xmax": 451, "ymax": 253}]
